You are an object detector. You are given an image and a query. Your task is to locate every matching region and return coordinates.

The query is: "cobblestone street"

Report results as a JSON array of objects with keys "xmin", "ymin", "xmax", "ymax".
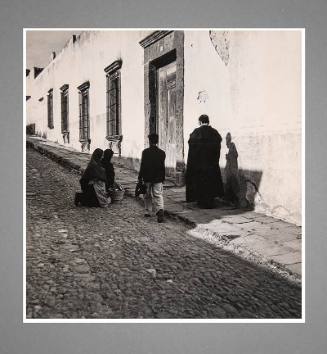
[{"xmin": 26, "ymin": 148, "xmax": 301, "ymax": 319}]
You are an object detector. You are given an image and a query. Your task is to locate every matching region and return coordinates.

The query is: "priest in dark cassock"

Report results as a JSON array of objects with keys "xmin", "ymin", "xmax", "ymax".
[{"xmin": 186, "ymin": 114, "xmax": 224, "ymax": 208}]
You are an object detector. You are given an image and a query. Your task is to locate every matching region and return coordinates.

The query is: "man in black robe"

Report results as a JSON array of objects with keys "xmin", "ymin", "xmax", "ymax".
[{"xmin": 186, "ymin": 114, "xmax": 224, "ymax": 208}]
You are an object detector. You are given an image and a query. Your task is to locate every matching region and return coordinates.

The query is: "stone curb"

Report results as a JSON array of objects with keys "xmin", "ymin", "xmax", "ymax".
[{"xmin": 26, "ymin": 140, "xmax": 85, "ymax": 174}]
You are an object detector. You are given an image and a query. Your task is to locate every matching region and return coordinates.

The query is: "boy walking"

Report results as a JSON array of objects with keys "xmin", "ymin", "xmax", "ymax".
[{"xmin": 138, "ymin": 134, "xmax": 166, "ymax": 223}]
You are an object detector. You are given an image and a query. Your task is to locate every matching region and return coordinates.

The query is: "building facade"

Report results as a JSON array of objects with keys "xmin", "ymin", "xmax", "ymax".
[{"xmin": 26, "ymin": 30, "xmax": 302, "ymax": 225}]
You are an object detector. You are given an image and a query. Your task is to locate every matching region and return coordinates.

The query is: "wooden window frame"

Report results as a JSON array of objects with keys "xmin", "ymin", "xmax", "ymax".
[
  {"xmin": 77, "ymin": 81, "xmax": 90, "ymax": 144},
  {"xmin": 60, "ymin": 84, "xmax": 69, "ymax": 133},
  {"xmin": 47, "ymin": 89, "xmax": 54, "ymax": 129},
  {"xmin": 104, "ymin": 60, "xmax": 122, "ymax": 142},
  {"xmin": 60, "ymin": 84, "xmax": 69, "ymax": 143}
]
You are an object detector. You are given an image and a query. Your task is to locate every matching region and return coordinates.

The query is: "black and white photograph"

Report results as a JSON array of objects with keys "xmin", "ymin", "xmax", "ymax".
[{"xmin": 24, "ymin": 28, "xmax": 304, "ymax": 321}]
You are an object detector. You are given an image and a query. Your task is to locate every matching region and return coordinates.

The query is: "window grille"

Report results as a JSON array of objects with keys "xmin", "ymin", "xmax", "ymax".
[
  {"xmin": 77, "ymin": 82, "xmax": 90, "ymax": 142},
  {"xmin": 47, "ymin": 89, "xmax": 54, "ymax": 129},
  {"xmin": 104, "ymin": 60, "xmax": 122, "ymax": 139},
  {"xmin": 60, "ymin": 84, "xmax": 69, "ymax": 133}
]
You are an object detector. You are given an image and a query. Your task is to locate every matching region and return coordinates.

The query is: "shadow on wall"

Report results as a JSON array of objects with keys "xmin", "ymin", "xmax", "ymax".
[{"xmin": 223, "ymin": 132, "xmax": 263, "ymax": 210}]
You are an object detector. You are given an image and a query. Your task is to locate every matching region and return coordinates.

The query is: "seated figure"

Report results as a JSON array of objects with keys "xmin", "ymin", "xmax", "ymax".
[{"xmin": 74, "ymin": 148, "xmax": 111, "ymax": 208}]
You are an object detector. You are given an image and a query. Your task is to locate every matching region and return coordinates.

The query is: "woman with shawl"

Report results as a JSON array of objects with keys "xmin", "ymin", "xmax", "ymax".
[
  {"xmin": 102, "ymin": 149, "xmax": 115, "ymax": 193},
  {"xmin": 74, "ymin": 148, "xmax": 111, "ymax": 207}
]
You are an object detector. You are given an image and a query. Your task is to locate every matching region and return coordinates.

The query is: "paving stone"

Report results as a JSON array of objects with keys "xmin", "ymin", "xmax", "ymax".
[
  {"xmin": 260, "ymin": 245, "xmax": 295, "ymax": 257},
  {"xmin": 196, "ymin": 220, "xmax": 242, "ymax": 237},
  {"xmin": 283, "ymin": 240, "xmax": 302, "ymax": 251},
  {"xmin": 270, "ymin": 253, "xmax": 302, "ymax": 265},
  {"xmin": 74, "ymin": 264, "xmax": 91, "ymax": 273}
]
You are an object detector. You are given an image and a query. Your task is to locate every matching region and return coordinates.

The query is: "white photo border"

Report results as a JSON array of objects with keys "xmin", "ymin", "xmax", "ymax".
[{"xmin": 23, "ymin": 27, "xmax": 305, "ymax": 324}]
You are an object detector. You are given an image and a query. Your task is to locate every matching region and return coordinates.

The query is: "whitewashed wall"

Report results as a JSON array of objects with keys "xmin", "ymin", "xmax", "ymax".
[
  {"xmin": 26, "ymin": 30, "xmax": 152, "ymax": 159},
  {"xmin": 184, "ymin": 30, "xmax": 302, "ymax": 224},
  {"xmin": 26, "ymin": 71, "xmax": 38, "ymax": 127}
]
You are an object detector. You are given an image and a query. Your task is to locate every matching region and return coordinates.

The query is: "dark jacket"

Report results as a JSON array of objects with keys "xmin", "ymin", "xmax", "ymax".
[{"xmin": 138, "ymin": 145, "xmax": 166, "ymax": 183}]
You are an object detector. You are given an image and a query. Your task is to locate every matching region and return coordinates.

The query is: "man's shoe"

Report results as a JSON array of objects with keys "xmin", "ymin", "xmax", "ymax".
[{"xmin": 157, "ymin": 209, "xmax": 164, "ymax": 223}]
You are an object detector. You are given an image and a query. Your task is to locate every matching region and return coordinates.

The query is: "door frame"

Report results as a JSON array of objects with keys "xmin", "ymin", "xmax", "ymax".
[{"xmin": 140, "ymin": 31, "xmax": 185, "ymax": 179}]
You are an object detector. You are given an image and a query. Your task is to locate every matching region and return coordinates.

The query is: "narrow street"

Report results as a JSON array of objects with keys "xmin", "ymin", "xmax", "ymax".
[{"xmin": 26, "ymin": 148, "xmax": 301, "ymax": 319}]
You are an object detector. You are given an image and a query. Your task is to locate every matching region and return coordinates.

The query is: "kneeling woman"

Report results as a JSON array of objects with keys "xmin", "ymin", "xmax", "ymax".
[
  {"xmin": 75, "ymin": 148, "xmax": 111, "ymax": 207},
  {"xmin": 102, "ymin": 148, "xmax": 115, "ymax": 193}
]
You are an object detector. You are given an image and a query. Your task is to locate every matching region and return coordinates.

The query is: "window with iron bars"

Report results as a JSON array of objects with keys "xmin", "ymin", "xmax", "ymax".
[
  {"xmin": 47, "ymin": 89, "xmax": 54, "ymax": 129},
  {"xmin": 60, "ymin": 84, "xmax": 69, "ymax": 133},
  {"xmin": 77, "ymin": 81, "xmax": 90, "ymax": 142},
  {"xmin": 105, "ymin": 60, "xmax": 122, "ymax": 139}
]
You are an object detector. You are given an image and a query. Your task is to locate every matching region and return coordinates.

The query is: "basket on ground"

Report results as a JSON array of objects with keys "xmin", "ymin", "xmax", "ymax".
[{"xmin": 111, "ymin": 189, "xmax": 125, "ymax": 202}]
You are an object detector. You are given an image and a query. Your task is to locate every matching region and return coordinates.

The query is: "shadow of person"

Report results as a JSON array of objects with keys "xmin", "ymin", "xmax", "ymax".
[{"xmin": 224, "ymin": 132, "xmax": 247, "ymax": 208}]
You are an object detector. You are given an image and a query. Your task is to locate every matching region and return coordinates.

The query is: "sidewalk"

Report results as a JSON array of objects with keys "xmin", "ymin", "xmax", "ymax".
[{"xmin": 26, "ymin": 136, "xmax": 302, "ymax": 283}]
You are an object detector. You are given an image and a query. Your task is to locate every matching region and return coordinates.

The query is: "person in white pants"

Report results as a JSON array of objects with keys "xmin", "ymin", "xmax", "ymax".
[
  {"xmin": 144, "ymin": 182, "xmax": 164, "ymax": 217},
  {"xmin": 138, "ymin": 133, "xmax": 166, "ymax": 223}
]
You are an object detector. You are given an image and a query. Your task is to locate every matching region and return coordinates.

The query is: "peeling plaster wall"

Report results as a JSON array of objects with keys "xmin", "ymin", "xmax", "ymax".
[
  {"xmin": 184, "ymin": 30, "xmax": 302, "ymax": 225},
  {"xmin": 26, "ymin": 30, "xmax": 152, "ymax": 160}
]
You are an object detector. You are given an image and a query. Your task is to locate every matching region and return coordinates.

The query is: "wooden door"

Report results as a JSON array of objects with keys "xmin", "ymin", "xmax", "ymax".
[{"xmin": 157, "ymin": 61, "xmax": 177, "ymax": 170}]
